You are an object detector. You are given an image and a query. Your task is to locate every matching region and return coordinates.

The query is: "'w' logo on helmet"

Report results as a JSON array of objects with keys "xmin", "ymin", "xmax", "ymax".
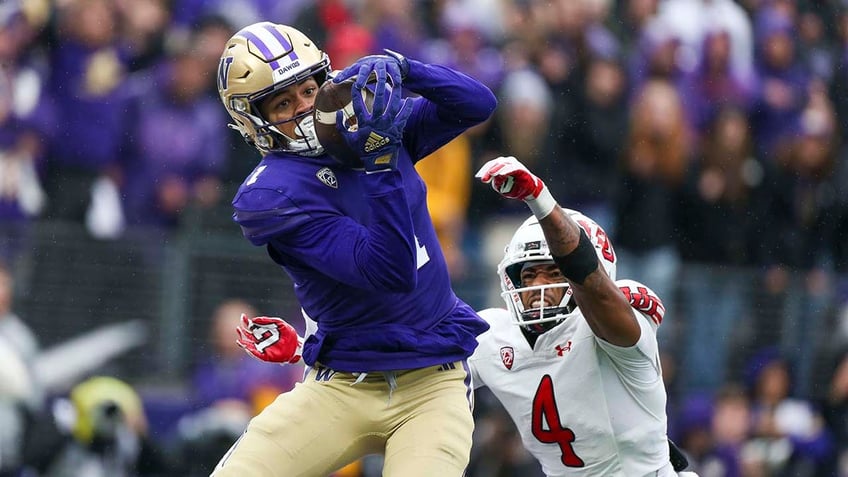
[{"xmin": 218, "ymin": 56, "xmax": 234, "ymax": 90}]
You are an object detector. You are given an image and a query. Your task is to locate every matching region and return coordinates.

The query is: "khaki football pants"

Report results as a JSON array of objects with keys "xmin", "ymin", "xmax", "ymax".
[{"xmin": 211, "ymin": 361, "xmax": 474, "ymax": 477}]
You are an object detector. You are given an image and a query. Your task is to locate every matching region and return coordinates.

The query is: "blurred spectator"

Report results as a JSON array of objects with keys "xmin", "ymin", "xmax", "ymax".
[
  {"xmin": 656, "ymin": 0, "xmax": 755, "ymax": 83},
  {"xmin": 612, "ymin": 0, "xmax": 658, "ymax": 58},
  {"xmin": 174, "ymin": 298, "xmax": 303, "ymax": 475},
  {"xmin": 823, "ymin": 348, "xmax": 848, "ymax": 476},
  {"xmin": 743, "ymin": 348, "xmax": 834, "ymax": 476},
  {"xmin": 749, "ymin": 6, "xmax": 810, "ymax": 164},
  {"xmin": 675, "ymin": 106, "xmax": 765, "ymax": 396},
  {"xmin": 171, "ymin": 0, "xmax": 309, "ymax": 32},
  {"xmin": 0, "ymin": 258, "xmax": 40, "ymax": 476},
  {"xmin": 0, "ymin": 261, "xmax": 38, "ymax": 365},
  {"xmin": 686, "ymin": 28, "xmax": 756, "ymax": 135},
  {"xmin": 751, "ymin": 93, "xmax": 841, "ymax": 398},
  {"xmin": 324, "ymin": 23, "xmax": 376, "ymax": 70},
  {"xmin": 627, "ymin": 16, "xmax": 689, "ymax": 100},
  {"xmin": 292, "ymin": 0, "xmax": 351, "ymax": 51},
  {"xmin": 360, "ymin": 0, "xmax": 428, "ymax": 59},
  {"xmin": 115, "ymin": 0, "xmax": 171, "ymax": 72},
  {"xmin": 493, "ymin": 68, "xmax": 553, "ymax": 179},
  {"xmin": 419, "ymin": 3, "xmax": 505, "ymax": 91},
  {"xmin": 43, "ymin": 0, "xmax": 130, "ymax": 239},
  {"xmin": 542, "ymin": 49, "xmax": 628, "ymax": 233},
  {"xmin": 829, "ymin": 7, "xmax": 848, "ymax": 145},
  {"xmin": 0, "ymin": 4, "xmax": 50, "ymax": 264},
  {"xmin": 680, "ymin": 385, "xmax": 753, "ymax": 477},
  {"xmin": 121, "ymin": 29, "xmax": 229, "ymax": 235},
  {"xmin": 796, "ymin": 7, "xmax": 836, "ymax": 84},
  {"xmin": 614, "ymin": 79, "xmax": 691, "ymax": 347},
  {"xmin": 0, "ymin": 336, "xmax": 33, "ymax": 477},
  {"xmin": 190, "ymin": 298, "xmax": 301, "ymax": 413}
]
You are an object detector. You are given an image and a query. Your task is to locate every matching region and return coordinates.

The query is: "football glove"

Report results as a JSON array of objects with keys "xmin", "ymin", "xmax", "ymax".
[
  {"xmin": 235, "ymin": 314, "xmax": 303, "ymax": 364},
  {"xmin": 337, "ymin": 59, "xmax": 413, "ymax": 173},
  {"xmin": 332, "ymin": 49, "xmax": 410, "ymax": 84},
  {"xmin": 475, "ymin": 156, "xmax": 557, "ymax": 219}
]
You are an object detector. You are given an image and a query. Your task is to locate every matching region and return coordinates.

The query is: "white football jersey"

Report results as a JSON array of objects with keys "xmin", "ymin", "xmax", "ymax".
[{"xmin": 469, "ymin": 280, "xmax": 670, "ymax": 477}]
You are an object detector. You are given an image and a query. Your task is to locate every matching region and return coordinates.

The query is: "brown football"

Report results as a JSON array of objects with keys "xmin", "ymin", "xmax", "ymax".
[{"xmin": 313, "ymin": 77, "xmax": 375, "ymax": 168}]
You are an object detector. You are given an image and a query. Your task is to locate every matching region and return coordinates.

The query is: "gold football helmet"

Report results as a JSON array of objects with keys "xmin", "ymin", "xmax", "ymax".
[{"xmin": 217, "ymin": 22, "xmax": 331, "ymax": 156}]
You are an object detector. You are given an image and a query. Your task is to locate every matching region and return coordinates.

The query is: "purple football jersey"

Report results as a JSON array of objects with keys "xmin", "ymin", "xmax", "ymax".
[{"xmin": 233, "ymin": 61, "xmax": 496, "ymax": 372}]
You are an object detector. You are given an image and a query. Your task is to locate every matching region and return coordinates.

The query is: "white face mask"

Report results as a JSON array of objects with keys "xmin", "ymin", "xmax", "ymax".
[{"xmin": 283, "ymin": 113, "xmax": 325, "ymax": 157}]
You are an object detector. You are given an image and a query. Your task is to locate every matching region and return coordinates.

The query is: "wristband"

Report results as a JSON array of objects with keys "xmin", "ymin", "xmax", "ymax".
[
  {"xmin": 526, "ymin": 186, "xmax": 557, "ymax": 220},
  {"xmin": 552, "ymin": 229, "xmax": 599, "ymax": 284}
]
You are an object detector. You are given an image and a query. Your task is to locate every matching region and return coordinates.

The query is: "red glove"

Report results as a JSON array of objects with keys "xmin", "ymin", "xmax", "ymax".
[
  {"xmin": 475, "ymin": 156, "xmax": 557, "ymax": 219},
  {"xmin": 236, "ymin": 314, "xmax": 303, "ymax": 364}
]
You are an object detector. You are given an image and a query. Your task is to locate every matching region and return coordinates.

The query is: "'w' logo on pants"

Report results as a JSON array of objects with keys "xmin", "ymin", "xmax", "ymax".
[{"xmin": 314, "ymin": 366, "xmax": 337, "ymax": 382}]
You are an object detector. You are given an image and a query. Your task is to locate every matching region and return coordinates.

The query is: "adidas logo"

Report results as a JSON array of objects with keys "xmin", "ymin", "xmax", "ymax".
[{"xmin": 363, "ymin": 132, "xmax": 390, "ymax": 153}]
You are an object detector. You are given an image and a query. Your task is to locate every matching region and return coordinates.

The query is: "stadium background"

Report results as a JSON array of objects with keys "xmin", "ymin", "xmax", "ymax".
[{"xmin": 2, "ymin": 0, "xmax": 848, "ymax": 475}]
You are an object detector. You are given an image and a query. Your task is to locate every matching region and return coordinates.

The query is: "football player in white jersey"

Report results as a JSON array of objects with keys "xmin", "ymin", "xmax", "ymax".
[{"xmin": 473, "ymin": 156, "xmax": 698, "ymax": 477}]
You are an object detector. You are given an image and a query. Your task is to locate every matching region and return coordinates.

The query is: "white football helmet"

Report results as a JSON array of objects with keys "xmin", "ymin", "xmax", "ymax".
[
  {"xmin": 498, "ymin": 208, "xmax": 617, "ymax": 331},
  {"xmin": 217, "ymin": 22, "xmax": 331, "ymax": 156}
]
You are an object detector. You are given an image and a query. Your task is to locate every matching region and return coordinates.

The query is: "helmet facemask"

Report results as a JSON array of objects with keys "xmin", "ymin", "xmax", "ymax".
[
  {"xmin": 498, "ymin": 210, "xmax": 616, "ymax": 334},
  {"xmin": 501, "ymin": 260, "xmax": 577, "ymax": 333}
]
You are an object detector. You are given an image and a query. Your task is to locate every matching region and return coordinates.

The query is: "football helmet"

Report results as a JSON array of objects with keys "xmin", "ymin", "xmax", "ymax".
[
  {"xmin": 498, "ymin": 208, "xmax": 616, "ymax": 331},
  {"xmin": 217, "ymin": 22, "xmax": 331, "ymax": 156}
]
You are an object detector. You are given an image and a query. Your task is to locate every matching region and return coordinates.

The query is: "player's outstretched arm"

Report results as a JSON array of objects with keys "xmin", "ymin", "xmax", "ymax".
[
  {"xmin": 476, "ymin": 156, "xmax": 640, "ymax": 346},
  {"xmin": 235, "ymin": 314, "xmax": 304, "ymax": 364}
]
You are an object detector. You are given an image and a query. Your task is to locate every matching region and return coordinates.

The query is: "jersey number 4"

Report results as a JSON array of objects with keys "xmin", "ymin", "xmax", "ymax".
[{"xmin": 532, "ymin": 374, "xmax": 585, "ymax": 468}]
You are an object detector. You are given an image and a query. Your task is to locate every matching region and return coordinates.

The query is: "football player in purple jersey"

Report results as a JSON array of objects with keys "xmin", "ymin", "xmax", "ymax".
[{"xmin": 211, "ymin": 22, "xmax": 495, "ymax": 477}]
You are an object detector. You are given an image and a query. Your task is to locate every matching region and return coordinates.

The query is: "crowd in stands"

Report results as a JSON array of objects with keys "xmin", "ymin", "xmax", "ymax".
[{"xmin": 3, "ymin": 0, "xmax": 848, "ymax": 475}]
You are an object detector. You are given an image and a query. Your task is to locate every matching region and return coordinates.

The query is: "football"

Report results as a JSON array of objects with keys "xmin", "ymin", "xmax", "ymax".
[{"xmin": 313, "ymin": 77, "xmax": 376, "ymax": 168}]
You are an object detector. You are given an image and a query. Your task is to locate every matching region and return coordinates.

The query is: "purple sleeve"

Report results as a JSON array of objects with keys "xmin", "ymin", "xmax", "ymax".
[
  {"xmin": 400, "ymin": 59, "xmax": 497, "ymax": 160},
  {"xmin": 234, "ymin": 171, "xmax": 418, "ymax": 292}
]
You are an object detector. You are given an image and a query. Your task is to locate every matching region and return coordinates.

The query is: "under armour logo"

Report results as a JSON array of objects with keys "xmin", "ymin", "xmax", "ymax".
[
  {"xmin": 363, "ymin": 131, "xmax": 390, "ymax": 152},
  {"xmin": 555, "ymin": 341, "xmax": 572, "ymax": 356}
]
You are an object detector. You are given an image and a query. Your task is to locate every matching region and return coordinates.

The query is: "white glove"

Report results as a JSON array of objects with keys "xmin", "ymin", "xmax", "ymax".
[{"xmin": 475, "ymin": 156, "xmax": 557, "ymax": 219}]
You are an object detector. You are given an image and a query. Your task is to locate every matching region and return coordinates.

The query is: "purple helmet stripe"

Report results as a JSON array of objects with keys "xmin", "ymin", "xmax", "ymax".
[
  {"xmin": 239, "ymin": 30, "xmax": 282, "ymax": 70},
  {"xmin": 263, "ymin": 23, "xmax": 299, "ymax": 61}
]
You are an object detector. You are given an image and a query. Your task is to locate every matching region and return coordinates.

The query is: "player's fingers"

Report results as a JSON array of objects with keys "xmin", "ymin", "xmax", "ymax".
[
  {"xmin": 334, "ymin": 109, "xmax": 347, "ymax": 134},
  {"xmin": 350, "ymin": 79, "xmax": 370, "ymax": 119},
  {"xmin": 333, "ymin": 64, "xmax": 359, "ymax": 84},
  {"xmin": 251, "ymin": 316, "xmax": 281, "ymax": 326},
  {"xmin": 475, "ymin": 159, "xmax": 501, "ymax": 181},
  {"xmin": 352, "ymin": 63, "xmax": 372, "ymax": 89},
  {"xmin": 240, "ymin": 313, "xmax": 250, "ymax": 329},
  {"xmin": 385, "ymin": 61, "xmax": 402, "ymax": 88},
  {"xmin": 369, "ymin": 61, "xmax": 389, "ymax": 117}
]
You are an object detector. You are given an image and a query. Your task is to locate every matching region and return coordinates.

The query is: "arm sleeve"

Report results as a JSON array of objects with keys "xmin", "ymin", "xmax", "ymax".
[
  {"xmin": 595, "ymin": 310, "xmax": 662, "ymax": 384},
  {"xmin": 234, "ymin": 171, "xmax": 418, "ymax": 292},
  {"xmin": 400, "ymin": 59, "xmax": 497, "ymax": 161}
]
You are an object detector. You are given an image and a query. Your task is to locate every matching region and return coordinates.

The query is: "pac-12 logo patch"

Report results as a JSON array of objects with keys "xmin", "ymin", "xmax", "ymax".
[
  {"xmin": 316, "ymin": 167, "xmax": 338, "ymax": 188},
  {"xmin": 500, "ymin": 346, "xmax": 514, "ymax": 370}
]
